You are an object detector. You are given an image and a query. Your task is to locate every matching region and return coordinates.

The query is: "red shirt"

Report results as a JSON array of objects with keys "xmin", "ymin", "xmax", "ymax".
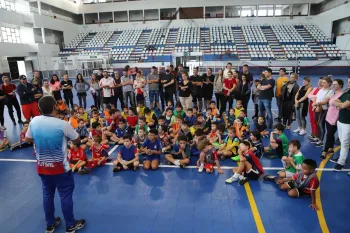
[
  {"xmin": 127, "ymin": 115, "xmax": 138, "ymax": 127},
  {"xmin": 223, "ymin": 78, "xmax": 236, "ymax": 96},
  {"xmin": 1, "ymin": 83, "xmax": 16, "ymax": 98},
  {"xmin": 91, "ymin": 144, "xmax": 109, "ymax": 159},
  {"xmin": 292, "ymin": 173, "xmax": 319, "ymax": 195},
  {"xmin": 69, "ymin": 147, "xmax": 87, "ymax": 161},
  {"xmin": 107, "ymin": 117, "xmax": 120, "ymax": 131}
]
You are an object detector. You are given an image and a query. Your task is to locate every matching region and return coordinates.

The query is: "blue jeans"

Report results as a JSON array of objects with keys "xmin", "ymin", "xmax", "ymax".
[
  {"xmin": 123, "ymin": 91, "xmax": 135, "ymax": 108},
  {"xmin": 149, "ymin": 90, "xmax": 159, "ymax": 103},
  {"xmin": 40, "ymin": 171, "xmax": 75, "ymax": 228},
  {"xmin": 259, "ymin": 99, "xmax": 272, "ymax": 127}
]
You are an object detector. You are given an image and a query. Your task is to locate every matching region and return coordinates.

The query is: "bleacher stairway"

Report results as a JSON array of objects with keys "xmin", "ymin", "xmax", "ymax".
[
  {"xmin": 129, "ymin": 30, "xmax": 152, "ymax": 62},
  {"xmin": 232, "ymin": 27, "xmax": 250, "ymax": 60},
  {"xmin": 164, "ymin": 29, "xmax": 179, "ymax": 55},
  {"xmin": 262, "ymin": 26, "xmax": 286, "ymax": 59},
  {"xmin": 295, "ymin": 26, "xmax": 328, "ymax": 59},
  {"xmin": 200, "ymin": 28, "xmax": 210, "ymax": 52},
  {"xmin": 76, "ymin": 33, "xmax": 95, "ymax": 51},
  {"xmin": 101, "ymin": 32, "xmax": 122, "ymax": 57}
]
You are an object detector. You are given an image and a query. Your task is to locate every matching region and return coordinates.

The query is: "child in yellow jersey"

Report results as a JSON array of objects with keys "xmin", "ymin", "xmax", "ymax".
[
  {"xmin": 217, "ymin": 127, "xmax": 240, "ymax": 160},
  {"xmin": 137, "ymin": 102, "xmax": 145, "ymax": 117},
  {"xmin": 121, "ymin": 106, "xmax": 129, "ymax": 119},
  {"xmin": 78, "ymin": 106, "xmax": 90, "ymax": 126},
  {"xmin": 233, "ymin": 100, "xmax": 244, "ymax": 118}
]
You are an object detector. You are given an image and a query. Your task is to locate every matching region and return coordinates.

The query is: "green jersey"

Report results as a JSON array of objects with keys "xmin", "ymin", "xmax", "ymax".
[
  {"xmin": 135, "ymin": 125, "xmax": 149, "ymax": 135},
  {"xmin": 285, "ymin": 152, "xmax": 304, "ymax": 173},
  {"xmin": 278, "ymin": 133, "xmax": 289, "ymax": 156}
]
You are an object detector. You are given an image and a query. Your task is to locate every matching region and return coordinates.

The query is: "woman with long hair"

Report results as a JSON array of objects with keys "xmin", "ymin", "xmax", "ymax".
[
  {"xmin": 49, "ymin": 74, "xmax": 61, "ymax": 100},
  {"xmin": 74, "ymin": 73, "xmax": 90, "ymax": 109},
  {"xmin": 202, "ymin": 68, "xmax": 215, "ymax": 109},
  {"xmin": 214, "ymin": 69, "xmax": 225, "ymax": 114},
  {"xmin": 239, "ymin": 74, "xmax": 251, "ymax": 112},
  {"xmin": 307, "ymin": 77, "xmax": 323, "ymax": 140},
  {"xmin": 133, "ymin": 70, "xmax": 146, "ymax": 105},
  {"xmin": 293, "ymin": 77, "xmax": 313, "ymax": 135},
  {"xmin": 320, "ymin": 79, "xmax": 344, "ymax": 159},
  {"xmin": 178, "ymin": 72, "xmax": 193, "ymax": 111},
  {"xmin": 281, "ymin": 73, "xmax": 299, "ymax": 129},
  {"xmin": 311, "ymin": 76, "xmax": 334, "ymax": 147},
  {"xmin": 61, "ymin": 74, "xmax": 74, "ymax": 108},
  {"xmin": 42, "ymin": 80, "xmax": 53, "ymax": 97},
  {"xmin": 90, "ymin": 74, "xmax": 102, "ymax": 110}
]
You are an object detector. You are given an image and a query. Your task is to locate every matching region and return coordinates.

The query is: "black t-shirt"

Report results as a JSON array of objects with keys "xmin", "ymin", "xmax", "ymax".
[
  {"xmin": 114, "ymin": 77, "xmax": 122, "ymax": 95},
  {"xmin": 239, "ymin": 72, "xmax": 253, "ymax": 84},
  {"xmin": 60, "ymin": 80, "xmax": 73, "ymax": 95},
  {"xmin": 158, "ymin": 72, "xmax": 164, "ymax": 88},
  {"xmin": 259, "ymin": 78, "xmax": 275, "ymax": 100},
  {"xmin": 162, "ymin": 72, "xmax": 176, "ymax": 93},
  {"xmin": 189, "ymin": 75, "xmax": 203, "ymax": 95},
  {"xmin": 179, "ymin": 81, "xmax": 193, "ymax": 97},
  {"xmin": 202, "ymin": 74, "xmax": 215, "ymax": 92}
]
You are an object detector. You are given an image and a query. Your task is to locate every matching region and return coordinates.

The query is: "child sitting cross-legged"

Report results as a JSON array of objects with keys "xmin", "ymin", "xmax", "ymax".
[
  {"xmin": 173, "ymin": 103, "xmax": 185, "ymax": 118},
  {"xmin": 126, "ymin": 108, "xmax": 138, "ymax": 134},
  {"xmin": 10, "ymin": 121, "xmax": 33, "ymax": 152},
  {"xmin": 185, "ymin": 108, "xmax": 196, "ymax": 127},
  {"xmin": 217, "ymin": 127, "xmax": 240, "ymax": 160},
  {"xmin": 277, "ymin": 140, "xmax": 304, "ymax": 178},
  {"xmin": 165, "ymin": 135, "xmax": 190, "ymax": 168},
  {"xmin": 247, "ymin": 131, "xmax": 264, "ymax": 159},
  {"xmin": 255, "ymin": 116, "xmax": 269, "ymax": 138},
  {"xmin": 0, "ymin": 126, "xmax": 10, "ymax": 151},
  {"xmin": 140, "ymin": 128, "xmax": 162, "ymax": 170},
  {"xmin": 207, "ymin": 122, "xmax": 222, "ymax": 146},
  {"xmin": 113, "ymin": 134, "xmax": 140, "ymax": 172},
  {"xmin": 225, "ymin": 141, "xmax": 264, "ymax": 185},
  {"xmin": 86, "ymin": 135, "xmax": 109, "ymax": 171},
  {"xmin": 263, "ymin": 159, "xmax": 319, "ymax": 211},
  {"xmin": 78, "ymin": 106, "xmax": 90, "ymax": 127},
  {"xmin": 144, "ymin": 107, "xmax": 158, "ymax": 129},
  {"xmin": 264, "ymin": 123, "xmax": 289, "ymax": 158},
  {"xmin": 68, "ymin": 140, "xmax": 89, "ymax": 174},
  {"xmin": 197, "ymin": 139, "xmax": 224, "ymax": 174},
  {"xmin": 87, "ymin": 122, "xmax": 108, "ymax": 147},
  {"xmin": 75, "ymin": 119, "xmax": 89, "ymax": 149},
  {"xmin": 110, "ymin": 118, "xmax": 129, "ymax": 145},
  {"xmin": 135, "ymin": 116, "xmax": 149, "ymax": 136},
  {"xmin": 69, "ymin": 110, "xmax": 79, "ymax": 129},
  {"xmin": 234, "ymin": 117, "xmax": 248, "ymax": 141}
]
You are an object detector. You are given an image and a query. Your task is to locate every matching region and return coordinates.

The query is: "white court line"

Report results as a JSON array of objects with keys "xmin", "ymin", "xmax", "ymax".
[
  {"xmin": 108, "ymin": 144, "xmax": 119, "ymax": 155},
  {"xmin": 0, "ymin": 158, "xmax": 349, "ymax": 172}
]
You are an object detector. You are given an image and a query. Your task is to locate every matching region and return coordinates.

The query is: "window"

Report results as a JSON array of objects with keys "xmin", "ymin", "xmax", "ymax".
[
  {"xmin": 241, "ymin": 5, "xmax": 257, "ymax": 17},
  {"xmin": 0, "ymin": 0, "xmax": 15, "ymax": 11},
  {"xmin": 0, "ymin": 26, "xmax": 20, "ymax": 43},
  {"xmin": 292, "ymin": 4, "xmax": 309, "ymax": 16},
  {"xmin": 258, "ymin": 5, "xmax": 274, "ymax": 16},
  {"xmin": 275, "ymin": 4, "xmax": 291, "ymax": 16}
]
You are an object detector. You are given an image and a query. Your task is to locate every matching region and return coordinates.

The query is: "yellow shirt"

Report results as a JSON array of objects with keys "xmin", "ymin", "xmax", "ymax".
[
  {"xmin": 121, "ymin": 112, "xmax": 128, "ymax": 119},
  {"xmin": 137, "ymin": 107, "xmax": 145, "ymax": 117},
  {"xmin": 225, "ymin": 137, "xmax": 240, "ymax": 154},
  {"xmin": 276, "ymin": 76, "xmax": 289, "ymax": 97},
  {"xmin": 234, "ymin": 107, "xmax": 244, "ymax": 118},
  {"xmin": 79, "ymin": 112, "xmax": 89, "ymax": 122}
]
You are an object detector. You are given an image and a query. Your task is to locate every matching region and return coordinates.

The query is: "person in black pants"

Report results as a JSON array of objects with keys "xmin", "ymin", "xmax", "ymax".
[
  {"xmin": 113, "ymin": 71, "xmax": 124, "ymax": 109},
  {"xmin": 239, "ymin": 74, "xmax": 251, "ymax": 113},
  {"xmin": 1, "ymin": 76, "xmax": 23, "ymax": 125},
  {"xmin": 161, "ymin": 66, "xmax": 176, "ymax": 106},
  {"xmin": 0, "ymin": 88, "xmax": 6, "ymax": 127},
  {"xmin": 190, "ymin": 67, "xmax": 203, "ymax": 112},
  {"xmin": 60, "ymin": 74, "xmax": 74, "ymax": 109},
  {"xmin": 158, "ymin": 66, "xmax": 165, "ymax": 111}
]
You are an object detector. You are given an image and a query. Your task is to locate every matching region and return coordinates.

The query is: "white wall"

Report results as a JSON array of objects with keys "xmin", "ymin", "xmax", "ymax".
[
  {"xmin": 0, "ymin": 57, "xmax": 10, "ymax": 73},
  {"xmin": 336, "ymin": 34, "xmax": 350, "ymax": 58},
  {"xmin": 0, "ymin": 8, "xmax": 33, "ymax": 27},
  {"xmin": 333, "ymin": 17, "xmax": 350, "ymax": 36},
  {"xmin": 0, "ymin": 43, "xmax": 37, "ymax": 57},
  {"xmin": 36, "ymin": 0, "xmax": 79, "ymax": 14}
]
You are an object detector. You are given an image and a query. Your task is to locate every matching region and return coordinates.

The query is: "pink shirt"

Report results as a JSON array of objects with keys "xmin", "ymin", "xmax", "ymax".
[
  {"xmin": 49, "ymin": 81, "xmax": 61, "ymax": 91},
  {"xmin": 326, "ymin": 91, "xmax": 343, "ymax": 125}
]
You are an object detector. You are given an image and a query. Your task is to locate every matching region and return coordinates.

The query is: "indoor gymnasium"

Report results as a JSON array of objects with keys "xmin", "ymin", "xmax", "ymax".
[{"xmin": 0, "ymin": 0, "xmax": 350, "ymax": 233}]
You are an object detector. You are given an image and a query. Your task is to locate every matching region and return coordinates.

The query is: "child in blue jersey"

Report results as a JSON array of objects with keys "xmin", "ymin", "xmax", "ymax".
[
  {"xmin": 140, "ymin": 128, "xmax": 162, "ymax": 170},
  {"xmin": 110, "ymin": 118, "xmax": 129, "ymax": 145},
  {"xmin": 164, "ymin": 108, "xmax": 175, "ymax": 127},
  {"xmin": 247, "ymin": 131, "xmax": 264, "ymax": 159},
  {"xmin": 10, "ymin": 122, "xmax": 32, "ymax": 152},
  {"xmin": 185, "ymin": 108, "xmax": 196, "ymax": 127},
  {"xmin": 75, "ymin": 119, "xmax": 89, "ymax": 149},
  {"xmin": 165, "ymin": 135, "xmax": 190, "ymax": 168},
  {"xmin": 113, "ymin": 134, "xmax": 139, "ymax": 172}
]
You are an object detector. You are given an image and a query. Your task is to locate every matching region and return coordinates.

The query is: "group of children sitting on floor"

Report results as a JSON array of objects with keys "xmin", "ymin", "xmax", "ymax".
[
  {"xmin": 0, "ymin": 121, "xmax": 33, "ymax": 152},
  {"xmin": 8, "ymin": 97, "xmax": 318, "ymax": 210}
]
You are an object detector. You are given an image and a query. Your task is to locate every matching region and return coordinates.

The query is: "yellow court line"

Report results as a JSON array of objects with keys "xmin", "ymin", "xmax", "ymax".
[
  {"xmin": 316, "ymin": 145, "xmax": 340, "ymax": 233},
  {"xmin": 244, "ymin": 182, "xmax": 266, "ymax": 233},
  {"xmin": 237, "ymin": 161, "xmax": 266, "ymax": 233}
]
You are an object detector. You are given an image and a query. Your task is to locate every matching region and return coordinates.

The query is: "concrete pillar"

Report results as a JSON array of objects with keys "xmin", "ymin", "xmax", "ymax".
[{"xmin": 41, "ymin": 27, "xmax": 46, "ymax": 44}]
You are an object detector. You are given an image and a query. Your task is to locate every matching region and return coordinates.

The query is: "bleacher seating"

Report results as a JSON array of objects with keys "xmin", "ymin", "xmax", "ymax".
[{"xmin": 60, "ymin": 24, "xmax": 344, "ymax": 62}]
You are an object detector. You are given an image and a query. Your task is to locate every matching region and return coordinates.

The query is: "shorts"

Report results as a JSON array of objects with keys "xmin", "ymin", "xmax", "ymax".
[
  {"xmin": 244, "ymin": 168, "xmax": 260, "ymax": 180},
  {"xmin": 22, "ymin": 102, "xmax": 40, "ymax": 119},
  {"xmin": 145, "ymin": 155, "xmax": 160, "ymax": 162},
  {"xmin": 170, "ymin": 153, "xmax": 185, "ymax": 160},
  {"xmin": 286, "ymin": 181, "xmax": 310, "ymax": 197},
  {"xmin": 70, "ymin": 160, "xmax": 78, "ymax": 165},
  {"xmin": 149, "ymin": 90, "xmax": 159, "ymax": 103},
  {"xmin": 103, "ymin": 97, "xmax": 112, "ymax": 104},
  {"xmin": 204, "ymin": 163, "xmax": 215, "ymax": 172}
]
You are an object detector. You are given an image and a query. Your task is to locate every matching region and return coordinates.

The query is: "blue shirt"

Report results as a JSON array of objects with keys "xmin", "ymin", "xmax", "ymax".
[
  {"xmin": 115, "ymin": 126, "xmax": 129, "ymax": 138},
  {"xmin": 172, "ymin": 143, "xmax": 190, "ymax": 158},
  {"xmin": 185, "ymin": 115, "xmax": 196, "ymax": 126},
  {"xmin": 142, "ymin": 138, "xmax": 162, "ymax": 154},
  {"xmin": 76, "ymin": 126, "xmax": 89, "ymax": 137},
  {"xmin": 26, "ymin": 115, "xmax": 79, "ymax": 175},
  {"xmin": 119, "ymin": 145, "xmax": 137, "ymax": 161}
]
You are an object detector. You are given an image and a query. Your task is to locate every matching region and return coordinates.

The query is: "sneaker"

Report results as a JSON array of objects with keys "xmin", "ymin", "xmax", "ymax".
[
  {"xmin": 263, "ymin": 175, "xmax": 276, "ymax": 181},
  {"xmin": 231, "ymin": 155, "xmax": 240, "ymax": 162},
  {"xmin": 320, "ymin": 154, "xmax": 326, "ymax": 160},
  {"xmin": 112, "ymin": 167, "xmax": 120, "ymax": 173},
  {"xmin": 66, "ymin": 219, "xmax": 86, "ymax": 233},
  {"xmin": 299, "ymin": 129, "xmax": 307, "ymax": 136},
  {"xmin": 239, "ymin": 177, "xmax": 249, "ymax": 185},
  {"xmin": 173, "ymin": 160, "xmax": 180, "ymax": 166},
  {"xmin": 198, "ymin": 166, "xmax": 204, "ymax": 173},
  {"xmin": 314, "ymin": 141, "xmax": 324, "ymax": 147},
  {"xmin": 293, "ymin": 128, "xmax": 300, "ymax": 133},
  {"xmin": 274, "ymin": 117, "xmax": 281, "ymax": 122},
  {"xmin": 180, "ymin": 164, "xmax": 186, "ymax": 169},
  {"xmin": 308, "ymin": 134, "xmax": 316, "ymax": 139},
  {"xmin": 310, "ymin": 138, "xmax": 320, "ymax": 143},
  {"xmin": 78, "ymin": 168, "xmax": 90, "ymax": 174},
  {"xmin": 330, "ymin": 158, "xmax": 339, "ymax": 164},
  {"xmin": 225, "ymin": 176, "xmax": 239, "ymax": 184},
  {"xmin": 334, "ymin": 164, "xmax": 344, "ymax": 172},
  {"xmin": 46, "ymin": 217, "xmax": 61, "ymax": 233},
  {"xmin": 18, "ymin": 120, "xmax": 23, "ymax": 124}
]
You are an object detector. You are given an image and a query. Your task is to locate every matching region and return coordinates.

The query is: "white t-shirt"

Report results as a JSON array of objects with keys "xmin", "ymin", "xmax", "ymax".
[
  {"xmin": 316, "ymin": 88, "xmax": 334, "ymax": 110},
  {"xmin": 99, "ymin": 77, "xmax": 116, "ymax": 98},
  {"xmin": 42, "ymin": 86, "xmax": 52, "ymax": 97}
]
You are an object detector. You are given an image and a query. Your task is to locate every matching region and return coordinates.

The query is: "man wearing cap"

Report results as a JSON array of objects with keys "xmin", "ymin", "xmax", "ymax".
[
  {"xmin": 275, "ymin": 68, "xmax": 289, "ymax": 122},
  {"xmin": 147, "ymin": 66, "xmax": 160, "ymax": 110},
  {"xmin": 16, "ymin": 75, "xmax": 40, "ymax": 121}
]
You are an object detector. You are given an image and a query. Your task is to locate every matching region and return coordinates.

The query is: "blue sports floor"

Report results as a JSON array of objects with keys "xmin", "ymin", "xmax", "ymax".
[{"xmin": 0, "ymin": 76, "xmax": 349, "ymax": 233}]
